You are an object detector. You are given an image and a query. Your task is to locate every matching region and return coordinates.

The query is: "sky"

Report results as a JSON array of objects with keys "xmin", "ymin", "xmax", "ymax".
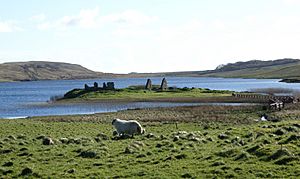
[{"xmin": 1, "ymin": 0, "xmax": 300, "ymax": 73}]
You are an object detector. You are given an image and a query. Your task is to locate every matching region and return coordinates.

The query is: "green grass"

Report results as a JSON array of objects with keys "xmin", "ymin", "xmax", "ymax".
[
  {"xmin": 63, "ymin": 87, "xmax": 232, "ymax": 101},
  {"xmin": 0, "ymin": 104, "xmax": 299, "ymax": 178}
]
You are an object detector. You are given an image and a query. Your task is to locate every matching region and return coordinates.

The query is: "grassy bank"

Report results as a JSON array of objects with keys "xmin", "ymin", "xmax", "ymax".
[{"xmin": 0, "ymin": 104, "xmax": 299, "ymax": 178}]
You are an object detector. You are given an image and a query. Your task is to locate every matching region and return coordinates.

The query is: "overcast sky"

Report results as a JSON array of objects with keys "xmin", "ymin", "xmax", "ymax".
[{"xmin": 1, "ymin": 0, "xmax": 300, "ymax": 73}]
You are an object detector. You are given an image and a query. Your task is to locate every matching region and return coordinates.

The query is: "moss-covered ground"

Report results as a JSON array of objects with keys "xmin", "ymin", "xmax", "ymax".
[{"xmin": 0, "ymin": 104, "xmax": 299, "ymax": 178}]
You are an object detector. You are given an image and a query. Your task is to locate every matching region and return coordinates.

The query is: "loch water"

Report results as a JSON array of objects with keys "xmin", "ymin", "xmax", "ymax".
[{"xmin": 1, "ymin": 77, "xmax": 300, "ymax": 118}]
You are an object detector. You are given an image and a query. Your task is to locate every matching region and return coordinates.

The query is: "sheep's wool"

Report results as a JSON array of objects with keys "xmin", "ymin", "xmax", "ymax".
[{"xmin": 112, "ymin": 118, "xmax": 145, "ymax": 136}]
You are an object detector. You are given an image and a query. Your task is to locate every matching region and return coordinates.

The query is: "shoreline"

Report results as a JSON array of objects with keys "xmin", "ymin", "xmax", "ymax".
[
  {"xmin": 1, "ymin": 95, "xmax": 267, "ymax": 119},
  {"xmin": 55, "ymin": 95, "xmax": 267, "ymax": 104},
  {"xmin": 0, "ymin": 102, "xmax": 261, "ymax": 120},
  {"xmin": 1, "ymin": 101, "xmax": 260, "ymax": 120}
]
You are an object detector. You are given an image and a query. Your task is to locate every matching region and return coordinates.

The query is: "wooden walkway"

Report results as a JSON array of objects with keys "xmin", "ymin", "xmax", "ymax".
[{"xmin": 232, "ymin": 93, "xmax": 298, "ymax": 110}]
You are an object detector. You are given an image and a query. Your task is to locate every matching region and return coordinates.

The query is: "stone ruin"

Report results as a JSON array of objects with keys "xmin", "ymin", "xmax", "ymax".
[
  {"xmin": 84, "ymin": 84, "xmax": 89, "ymax": 90},
  {"xmin": 103, "ymin": 82, "xmax": 107, "ymax": 89},
  {"xmin": 84, "ymin": 82, "xmax": 99, "ymax": 90},
  {"xmin": 145, "ymin": 79, "xmax": 152, "ymax": 90},
  {"xmin": 83, "ymin": 81, "xmax": 115, "ymax": 91},
  {"xmin": 84, "ymin": 79, "xmax": 171, "ymax": 92},
  {"xmin": 160, "ymin": 78, "xmax": 168, "ymax": 91},
  {"xmin": 106, "ymin": 82, "xmax": 115, "ymax": 90},
  {"xmin": 143, "ymin": 78, "xmax": 168, "ymax": 91}
]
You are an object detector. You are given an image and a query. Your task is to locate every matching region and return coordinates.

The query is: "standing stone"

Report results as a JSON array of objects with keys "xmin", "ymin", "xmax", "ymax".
[
  {"xmin": 107, "ymin": 82, "xmax": 115, "ymax": 90},
  {"xmin": 94, "ymin": 82, "xmax": 98, "ymax": 88},
  {"xmin": 103, "ymin": 82, "xmax": 107, "ymax": 89},
  {"xmin": 160, "ymin": 78, "xmax": 168, "ymax": 91},
  {"xmin": 145, "ymin": 79, "xmax": 152, "ymax": 90},
  {"xmin": 84, "ymin": 84, "xmax": 89, "ymax": 90}
]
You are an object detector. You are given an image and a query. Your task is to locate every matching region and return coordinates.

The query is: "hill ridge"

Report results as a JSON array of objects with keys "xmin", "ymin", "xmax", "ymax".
[
  {"xmin": 215, "ymin": 58, "xmax": 300, "ymax": 72},
  {"xmin": 1, "ymin": 58, "xmax": 300, "ymax": 81},
  {"xmin": 0, "ymin": 61, "xmax": 113, "ymax": 82}
]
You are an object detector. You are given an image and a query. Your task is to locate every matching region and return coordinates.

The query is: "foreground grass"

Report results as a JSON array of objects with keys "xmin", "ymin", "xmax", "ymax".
[{"xmin": 0, "ymin": 105, "xmax": 299, "ymax": 178}]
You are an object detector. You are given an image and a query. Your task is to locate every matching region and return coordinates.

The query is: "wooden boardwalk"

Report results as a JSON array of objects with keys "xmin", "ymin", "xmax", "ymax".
[
  {"xmin": 232, "ymin": 93, "xmax": 296, "ymax": 103},
  {"xmin": 232, "ymin": 93, "xmax": 299, "ymax": 110}
]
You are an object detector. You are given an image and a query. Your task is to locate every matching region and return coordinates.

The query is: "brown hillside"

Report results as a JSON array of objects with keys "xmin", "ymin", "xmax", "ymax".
[{"xmin": 0, "ymin": 61, "xmax": 110, "ymax": 81}]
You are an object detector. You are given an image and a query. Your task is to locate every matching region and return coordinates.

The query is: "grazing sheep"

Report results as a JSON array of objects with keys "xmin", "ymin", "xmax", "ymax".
[{"xmin": 112, "ymin": 119, "xmax": 145, "ymax": 137}]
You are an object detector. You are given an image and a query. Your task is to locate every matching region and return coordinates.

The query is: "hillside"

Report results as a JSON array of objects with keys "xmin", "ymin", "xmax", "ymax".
[
  {"xmin": 126, "ymin": 58, "xmax": 300, "ymax": 79},
  {"xmin": 202, "ymin": 58, "xmax": 300, "ymax": 79},
  {"xmin": 123, "ymin": 59, "xmax": 300, "ymax": 79},
  {"xmin": 214, "ymin": 59, "xmax": 299, "ymax": 72},
  {"xmin": 0, "ymin": 61, "xmax": 114, "ymax": 82},
  {"xmin": 1, "ymin": 59, "xmax": 300, "ymax": 82}
]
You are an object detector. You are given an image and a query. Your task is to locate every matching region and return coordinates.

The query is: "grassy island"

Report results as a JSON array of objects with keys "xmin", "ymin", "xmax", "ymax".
[
  {"xmin": 60, "ymin": 78, "xmax": 235, "ymax": 103},
  {"xmin": 61, "ymin": 86, "xmax": 233, "ymax": 102}
]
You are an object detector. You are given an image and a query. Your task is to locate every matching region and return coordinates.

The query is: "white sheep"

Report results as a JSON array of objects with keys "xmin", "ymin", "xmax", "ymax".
[{"xmin": 112, "ymin": 118, "xmax": 145, "ymax": 137}]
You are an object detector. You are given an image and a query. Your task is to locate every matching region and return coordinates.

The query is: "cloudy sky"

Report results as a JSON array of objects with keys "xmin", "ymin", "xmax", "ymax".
[{"xmin": 1, "ymin": 0, "xmax": 300, "ymax": 73}]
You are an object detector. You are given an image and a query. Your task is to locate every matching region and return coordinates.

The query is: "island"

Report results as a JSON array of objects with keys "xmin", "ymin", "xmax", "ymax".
[{"xmin": 59, "ymin": 78, "xmax": 236, "ymax": 103}]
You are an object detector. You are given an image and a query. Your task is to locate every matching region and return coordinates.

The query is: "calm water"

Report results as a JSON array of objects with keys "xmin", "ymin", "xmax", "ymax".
[{"xmin": 1, "ymin": 77, "xmax": 300, "ymax": 118}]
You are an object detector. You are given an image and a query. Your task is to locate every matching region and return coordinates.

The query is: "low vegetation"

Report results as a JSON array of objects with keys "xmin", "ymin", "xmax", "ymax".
[{"xmin": 0, "ymin": 104, "xmax": 299, "ymax": 178}]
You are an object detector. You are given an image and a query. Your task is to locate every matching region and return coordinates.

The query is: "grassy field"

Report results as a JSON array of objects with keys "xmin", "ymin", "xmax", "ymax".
[{"xmin": 0, "ymin": 104, "xmax": 299, "ymax": 178}]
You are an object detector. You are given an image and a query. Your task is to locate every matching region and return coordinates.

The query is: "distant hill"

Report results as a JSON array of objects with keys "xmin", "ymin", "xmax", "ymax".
[
  {"xmin": 1, "ymin": 59, "xmax": 300, "ymax": 82},
  {"xmin": 125, "ymin": 58, "xmax": 300, "ymax": 80},
  {"xmin": 0, "ymin": 61, "xmax": 114, "ymax": 82},
  {"xmin": 214, "ymin": 59, "xmax": 300, "ymax": 72},
  {"xmin": 201, "ymin": 58, "xmax": 300, "ymax": 79}
]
